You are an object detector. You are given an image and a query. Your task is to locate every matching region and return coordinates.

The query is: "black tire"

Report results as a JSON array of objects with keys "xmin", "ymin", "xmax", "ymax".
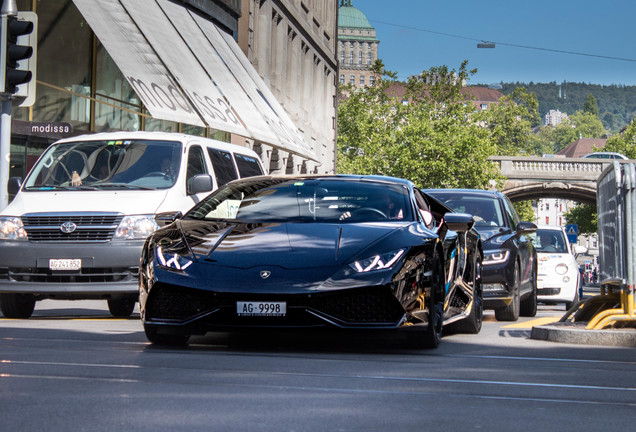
[
  {"xmin": 520, "ymin": 266, "xmax": 537, "ymax": 317},
  {"xmin": 495, "ymin": 264, "xmax": 520, "ymax": 321},
  {"xmin": 565, "ymin": 289, "xmax": 580, "ymax": 311},
  {"xmin": 408, "ymin": 250, "xmax": 444, "ymax": 349},
  {"xmin": 450, "ymin": 253, "xmax": 483, "ymax": 334},
  {"xmin": 107, "ymin": 298, "xmax": 136, "ymax": 317},
  {"xmin": 144, "ymin": 326, "xmax": 190, "ymax": 346},
  {"xmin": 0, "ymin": 293, "xmax": 36, "ymax": 319}
]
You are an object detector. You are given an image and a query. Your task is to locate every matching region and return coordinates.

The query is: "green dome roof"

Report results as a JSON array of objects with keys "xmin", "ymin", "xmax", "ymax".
[{"xmin": 338, "ymin": 1, "xmax": 374, "ymax": 30}]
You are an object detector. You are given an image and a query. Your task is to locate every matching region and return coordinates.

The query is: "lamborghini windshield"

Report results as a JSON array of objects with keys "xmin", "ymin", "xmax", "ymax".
[
  {"xmin": 187, "ymin": 178, "xmax": 413, "ymax": 223},
  {"xmin": 23, "ymin": 139, "xmax": 182, "ymax": 191}
]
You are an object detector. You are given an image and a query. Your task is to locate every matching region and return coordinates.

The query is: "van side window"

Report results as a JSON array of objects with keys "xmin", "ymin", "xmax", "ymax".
[
  {"xmin": 234, "ymin": 153, "xmax": 263, "ymax": 178},
  {"xmin": 208, "ymin": 148, "xmax": 238, "ymax": 187},
  {"xmin": 187, "ymin": 146, "xmax": 208, "ymax": 193}
]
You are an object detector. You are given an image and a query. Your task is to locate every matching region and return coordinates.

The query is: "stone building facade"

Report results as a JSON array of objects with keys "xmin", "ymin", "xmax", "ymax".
[{"xmin": 238, "ymin": 0, "xmax": 339, "ymax": 174}]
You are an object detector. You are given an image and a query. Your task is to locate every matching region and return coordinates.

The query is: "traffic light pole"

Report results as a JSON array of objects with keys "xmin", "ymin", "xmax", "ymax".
[
  {"xmin": 0, "ymin": 97, "xmax": 10, "ymax": 210},
  {"xmin": 0, "ymin": 0, "xmax": 16, "ymax": 210}
]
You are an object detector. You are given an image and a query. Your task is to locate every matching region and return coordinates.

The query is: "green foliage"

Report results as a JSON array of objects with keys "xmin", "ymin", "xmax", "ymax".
[
  {"xmin": 603, "ymin": 116, "xmax": 636, "ymax": 158},
  {"xmin": 513, "ymin": 201, "xmax": 535, "ymax": 223},
  {"xmin": 583, "ymin": 93, "xmax": 599, "ymax": 117},
  {"xmin": 475, "ymin": 88, "xmax": 540, "ymax": 156},
  {"xmin": 498, "ymin": 82, "xmax": 636, "ymax": 132},
  {"xmin": 337, "ymin": 61, "xmax": 504, "ymax": 189},
  {"xmin": 563, "ymin": 204, "xmax": 597, "ymax": 235}
]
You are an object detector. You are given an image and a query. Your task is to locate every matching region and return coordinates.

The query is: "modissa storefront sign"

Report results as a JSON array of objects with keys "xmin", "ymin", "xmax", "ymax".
[{"xmin": 12, "ymin": 120, "xmax": 74, "ymax": 139}]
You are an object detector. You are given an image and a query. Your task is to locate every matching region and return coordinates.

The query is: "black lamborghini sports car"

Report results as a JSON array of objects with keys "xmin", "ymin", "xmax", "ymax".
[{"xmin": 139, "ymin": 175, "xmax": 483, "ymax": 348}]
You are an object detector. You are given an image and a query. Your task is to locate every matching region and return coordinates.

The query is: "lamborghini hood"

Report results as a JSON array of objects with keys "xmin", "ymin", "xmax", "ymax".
[{"xmin": 173, "ymin": 219, "xmax": 416, "ymax": 269}]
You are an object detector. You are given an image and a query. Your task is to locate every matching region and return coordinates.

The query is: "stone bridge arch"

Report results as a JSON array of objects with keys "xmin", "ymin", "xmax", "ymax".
[{"xmin": 488, "ymin": 156, "xmax": 626, "ymax": 204}]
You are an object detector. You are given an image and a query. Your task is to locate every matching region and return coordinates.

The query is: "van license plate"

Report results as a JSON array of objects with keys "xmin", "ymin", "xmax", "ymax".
[
  {"xmin": 236, "ymin": 301, "xmax": 286, "ymax": 317},
  {"xmin": 49, "ymin": 259, "xmax": 81, "ymax": 271}
]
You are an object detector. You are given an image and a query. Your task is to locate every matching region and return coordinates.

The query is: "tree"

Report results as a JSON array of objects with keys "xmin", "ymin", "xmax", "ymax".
[
  {"xmin": 476, "ymin": 87, "xmax": 540, "ymax": 156},
  {"xmin": 568, "ymin": 111, "xmax": 606, "ymax": 139},
  {"xmin": 583, "ymin": 93, "xmax": 599, "ymax": 117},
  {"xmin": 563, "ymin": 204, "xmax": 597, "ymax": 235},
  {"xmin": 513, "ymin": 201, "xmax": 535, "ymax": 223},
  {"xmin": 337, "ymin": 61, "xmax": 504, "ymax": 189},
  {"xmin": 603, "ymin": 116, "xmax": 636, "ymax": 158}
]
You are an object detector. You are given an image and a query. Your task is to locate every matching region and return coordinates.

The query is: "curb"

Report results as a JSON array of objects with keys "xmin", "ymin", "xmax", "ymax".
[{"xmin": 531, "ymin": 323, "xmax": 636, "ymax": 347}]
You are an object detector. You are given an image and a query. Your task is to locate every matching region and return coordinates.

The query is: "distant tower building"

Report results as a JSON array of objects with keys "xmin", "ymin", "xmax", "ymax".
[
  {"xmin": 545, "ymin": 109, "xmax": 569, "ymax": 126},
  {"xmin": 337, "ymin": 0, "xmax": 380, "ymax": 88}
]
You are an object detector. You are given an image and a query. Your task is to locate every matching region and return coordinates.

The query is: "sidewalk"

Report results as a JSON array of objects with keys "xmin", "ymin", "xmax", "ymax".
[
  {"xmin": 530, "ymin": 285, "xmax": 636, "ymax": 347},
  {"xmin": 531, "ymin": 321, "xmax": 636, "ymax": 347}
]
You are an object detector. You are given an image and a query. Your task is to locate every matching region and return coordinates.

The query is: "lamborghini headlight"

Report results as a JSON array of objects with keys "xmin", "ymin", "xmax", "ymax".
[
  {"xmin": 0, "ymin": 217, "xmax": 27, "ymax": 240},
  {"xmin": 114, "ymin": 215, "xmax": 160, "ymax": 240},
  {"xmin": 156, "ymin": 245, "xmax": 193, "ymax": 271},
  {"xmin": 349, "ymin": 249, "xmax": 405, "ymax": 273},
  {"xmin": 483, "ymin": 249, "xmax": 510, "ymax": 265}
]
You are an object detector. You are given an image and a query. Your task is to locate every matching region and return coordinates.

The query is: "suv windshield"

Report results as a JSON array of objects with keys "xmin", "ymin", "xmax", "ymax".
[
  {"xmin": 187, "ymin": 178, "xmax": 413, "ymax": 223},
  {"xmin": 23, "ymin": 139, "xmax": 182, "ymax": 190},
  {"xmin": 428, "ymin": 193, "xmax": 505, "ymax": 228}
]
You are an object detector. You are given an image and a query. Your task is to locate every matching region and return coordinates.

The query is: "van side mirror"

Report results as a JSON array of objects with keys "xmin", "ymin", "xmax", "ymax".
[
  {"xmin": 8, "ymin": 177, "xmax": 22, "ymax": 195},
  {"xmin": 188, "ymin": 174, "xmax": 214, "ymax": 195}
]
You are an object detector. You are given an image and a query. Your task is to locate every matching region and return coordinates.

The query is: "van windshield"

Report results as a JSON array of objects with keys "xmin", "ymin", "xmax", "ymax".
[{"xmin": 23, "ymin": 139, "xmax": 182, "ymax": 190}]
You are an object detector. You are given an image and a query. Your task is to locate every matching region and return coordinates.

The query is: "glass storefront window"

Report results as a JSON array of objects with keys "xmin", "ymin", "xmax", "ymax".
[
  {"xmin": 94, "ymin": 42, "xmax": 142, "ymax": 132},
  {"xmin": 31, "ymin": 0, "xmax": 93, "ymax": 132}
]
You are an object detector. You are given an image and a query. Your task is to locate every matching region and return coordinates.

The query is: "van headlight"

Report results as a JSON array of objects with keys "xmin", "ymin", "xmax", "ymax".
[
  {"xmin": 114, "ymin": 215, "xmax": 159, "ymax": 240},
  {"xmin": 0, "ymin": 217, "xmax": 27, "ymax": 240}
]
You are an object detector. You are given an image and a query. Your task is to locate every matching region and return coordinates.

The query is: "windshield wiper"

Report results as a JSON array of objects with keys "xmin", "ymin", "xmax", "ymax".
[
  {"xmin": 92, "ymin": 183, "xmax": 156, "ymax": 191},
  {"xmin": 24, "ymin": 185, "xmax": 100, "ymax": 191}
]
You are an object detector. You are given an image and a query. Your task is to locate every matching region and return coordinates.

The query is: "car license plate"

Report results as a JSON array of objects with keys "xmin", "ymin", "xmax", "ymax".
[
  {"xmin": 49, "ymin": 259, "xmax": 81, "ymax": 271},
  {"xmin": 236, "ymin": 301, "xmax": 286, "ymax": 317}
]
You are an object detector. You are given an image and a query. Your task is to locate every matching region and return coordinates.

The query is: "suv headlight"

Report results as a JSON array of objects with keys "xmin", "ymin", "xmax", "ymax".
[
  {"xmin": 483, "ymin": 249, "xmax": 510, "ymax": 265},
  {"xmin": 114, "ymin": 215, "xmax": 160, "ymax": 240},
  {"xmin": 0, "ymin": 216, "xmax": 27, "ymax": 240},
  {"xmin": 349, "ymin": 249, "xmax": 405, "ymax": 273}
]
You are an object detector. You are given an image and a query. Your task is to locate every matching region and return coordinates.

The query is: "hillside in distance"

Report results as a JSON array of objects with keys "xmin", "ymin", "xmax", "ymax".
[{"xmin": 495, "ymin": 82, "xmax": 636, "ymax": 132}]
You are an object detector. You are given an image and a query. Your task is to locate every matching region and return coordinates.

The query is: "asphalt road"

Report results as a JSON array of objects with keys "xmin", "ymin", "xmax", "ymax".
[{"xmin": 1, "ymin": 295, "xmax": 634, "ymax": 432}]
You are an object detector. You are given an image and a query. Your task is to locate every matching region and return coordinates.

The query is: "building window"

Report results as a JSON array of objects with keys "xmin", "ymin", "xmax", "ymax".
[
  {"xmin": 349, "ymin": 52, "xmax": 353, "ymax": 65},
  {"xmin": 545, "ymin": 216, "xmax": 549, "ymax": 225},
  {"xmin": 340, "ymin": 51, "xmax": 344, "ymax": 63},
  {"xmin": 358, "ymin": 52, "xmax": 362, "ymax": 65},
  {"xmin": 367, "ymin": 52, "xmax": 372, "ymax": 65},
  {"xmin": 340, "ymin": 75, "xmax": 345, "ymax": 84},
  {"xmin": 349, "ymin": 75, "xmax": 355, "ymax": 85},
  {"xmin": 546, "ymin": 203, "xmax": 550, "ymax": 210},
  {"xmin": 480, "ymin": 103, "xmax": 488, "ymax": 110},
  {"xmin": 369, "ymin": 76, "xmax": 375, "ymax": 85},
  {"xmin": 360, "ymin": 75, "xmax": 365, "ymax": 86}
]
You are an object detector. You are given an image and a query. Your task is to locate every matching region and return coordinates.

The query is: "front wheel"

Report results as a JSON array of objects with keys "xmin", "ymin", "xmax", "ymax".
[
  {"xmin": 107, "ymin": 298, "xmax": 136, "ymax": 317},
  {"xmin": 0, "ymin": 293, "xmax": 36, "ymax": 319},
  {"xmin": 495, "ymin": 264, "xmax": 520, "ymax": 321},
  {"xmin": 449, "ymin": 253, "xmax": 483, "ymax": 334}
]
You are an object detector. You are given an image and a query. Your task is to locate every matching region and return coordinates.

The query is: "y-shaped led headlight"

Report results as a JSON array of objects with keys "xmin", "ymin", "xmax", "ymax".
[{"xmin": 349, "ymin": 249, "xmax": 405, "ymax": 273}]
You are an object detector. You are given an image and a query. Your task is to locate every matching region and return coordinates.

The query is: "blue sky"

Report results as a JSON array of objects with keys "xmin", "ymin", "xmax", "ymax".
[{"xmin": 354, "ymin": 0, "xmax": 636, "ymax": 86}]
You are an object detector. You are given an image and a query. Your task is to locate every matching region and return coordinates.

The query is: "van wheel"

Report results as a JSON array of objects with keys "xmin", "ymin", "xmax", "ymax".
[
  {"xmin": 107, "ymin": 298, "xmax": 136, "ymax": 317},
  {"xmin": 0, "ymin": 293, "xmax": 36, "ymax": 318}
]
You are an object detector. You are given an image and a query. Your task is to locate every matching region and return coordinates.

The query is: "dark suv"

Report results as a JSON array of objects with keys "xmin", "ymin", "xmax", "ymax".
[{"xmin": 424, "ymin": 189, "xmax": 537, "ymax": 321}]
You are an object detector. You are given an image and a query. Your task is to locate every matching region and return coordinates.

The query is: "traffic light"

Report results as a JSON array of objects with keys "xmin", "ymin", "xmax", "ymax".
[{"xmin": 1, "ymin": 11, "xmax": 37, "ymax": 103}]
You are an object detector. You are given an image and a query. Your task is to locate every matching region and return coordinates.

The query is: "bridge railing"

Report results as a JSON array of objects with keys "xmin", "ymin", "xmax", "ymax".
[{"xmin": 490, "ymin": 156, "xmax": 612, "ymax": 180}]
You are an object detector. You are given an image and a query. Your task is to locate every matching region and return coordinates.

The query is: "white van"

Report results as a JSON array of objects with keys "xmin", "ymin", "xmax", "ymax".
[{"xmin": 0, "ymin": 131, "xmax": 265, "ymax": 318}]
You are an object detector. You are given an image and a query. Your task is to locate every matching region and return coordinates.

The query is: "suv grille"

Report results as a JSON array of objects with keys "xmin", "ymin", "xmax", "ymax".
[{"xmin": 22, "ymin": 213, "xmax": 123, "ymax": 242}]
